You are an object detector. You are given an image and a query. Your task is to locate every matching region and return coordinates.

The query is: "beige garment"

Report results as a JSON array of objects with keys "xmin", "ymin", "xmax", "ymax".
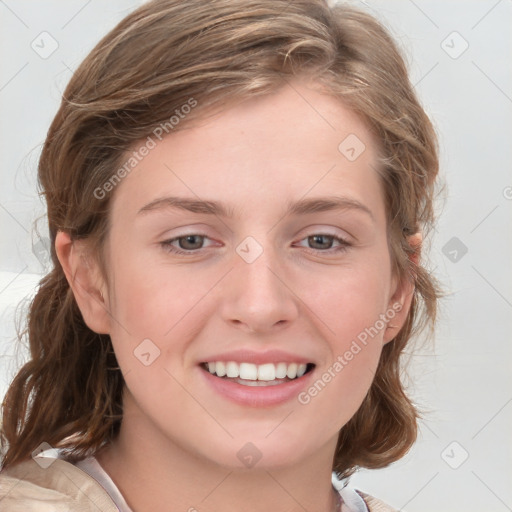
[
  {"xmin": 0, "ymin": 457, "xmax": 398, "ymax": 512},
  {"xmin": 0, "ymin": 458, "xmax": 118, "ymax": 511},
  {"xmin": 357, "ymin": 491, "xmax": 399, "ymax": 512}
]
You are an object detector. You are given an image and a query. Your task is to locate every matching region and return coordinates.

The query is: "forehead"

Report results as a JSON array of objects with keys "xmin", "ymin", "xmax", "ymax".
[{"xmin": 110, "ymin": 81, "xmax": 386, "ymax": 226}]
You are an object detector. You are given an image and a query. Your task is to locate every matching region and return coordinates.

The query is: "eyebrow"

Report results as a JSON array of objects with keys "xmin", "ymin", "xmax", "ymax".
[{"xmin": 137, "ymin": 195, "xmax": 374, "ymax": 221}]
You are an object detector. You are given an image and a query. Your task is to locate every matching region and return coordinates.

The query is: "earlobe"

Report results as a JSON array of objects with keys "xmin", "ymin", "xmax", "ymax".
[
  {"xmin": 383, "ymin": 278, "xmax": 414, "ymax": 344},
  {"xmin": 55, "ymin": 230, "xmax": 111, "ymax": 334},
  {"xmin": 383, "ymin": 232, "xmax": 422, "ymax": 344}
]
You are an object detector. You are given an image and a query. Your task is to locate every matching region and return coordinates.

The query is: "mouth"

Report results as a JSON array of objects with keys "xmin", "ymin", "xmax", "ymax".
[{"xmin": 199, "ymin": 361, "xmax": 316, "ymax": 387}]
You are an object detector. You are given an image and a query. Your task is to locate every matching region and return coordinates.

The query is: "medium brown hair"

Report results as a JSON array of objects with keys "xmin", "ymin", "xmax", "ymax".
[{"xmin": 1, "ymin": 0, "xmax": 443, "ymax": 479}]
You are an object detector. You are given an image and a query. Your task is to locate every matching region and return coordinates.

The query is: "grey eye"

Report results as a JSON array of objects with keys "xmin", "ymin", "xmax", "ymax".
[
  {"xmin": 307, "ymin": 235, "xmax": 335, "ymax": 250},
  {"xmin": 177, "ymin": 235, "xmax": 205, "ymax": 250}
]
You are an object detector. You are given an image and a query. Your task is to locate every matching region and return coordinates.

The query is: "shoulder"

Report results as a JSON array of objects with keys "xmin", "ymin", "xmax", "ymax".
[
  {"xmin": 355, "ymin": 489, "xmax": 400, "ymax": 512},
  {"xmin": 0, "ymin": 457, "xmax": 118, "ymax": 512}
]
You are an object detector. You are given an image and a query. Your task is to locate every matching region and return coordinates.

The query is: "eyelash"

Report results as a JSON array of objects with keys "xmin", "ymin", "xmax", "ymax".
[{"xmin": 160, "ymin": 233, "xmax": 351, "ymax": 256}]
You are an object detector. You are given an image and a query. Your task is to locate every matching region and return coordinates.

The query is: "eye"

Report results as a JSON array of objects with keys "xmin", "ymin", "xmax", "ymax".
[
  {"xmin": 295, "ymin": 234, "xmax": 351, "ymax": 254},
  {"xmin": 160, "ymin": 233, "xmax": 351, "ymax": 256},
  {"xmin": 161, "ymin": 234, "xmax": 215, "ymax": 255}
]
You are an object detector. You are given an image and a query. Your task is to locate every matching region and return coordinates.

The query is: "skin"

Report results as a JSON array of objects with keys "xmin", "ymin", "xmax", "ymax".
[{"xmin": 56, "ymin": 79, "xmax": 419, "ymax": 512}]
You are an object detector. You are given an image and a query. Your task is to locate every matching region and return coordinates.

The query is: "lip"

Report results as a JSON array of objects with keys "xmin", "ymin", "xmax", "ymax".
[
  {"xmin": 198, "ymin": 364, "xmax": 315, "ymax": 407},
  {"xmin": 198, "ymin": 349, "xmax": 314, "ymax": 366}
]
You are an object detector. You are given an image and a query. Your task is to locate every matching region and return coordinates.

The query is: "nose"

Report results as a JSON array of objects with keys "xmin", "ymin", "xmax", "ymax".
[{"xmin": 219, "ymin": 244, "xmax": 300, "ymax": 334}]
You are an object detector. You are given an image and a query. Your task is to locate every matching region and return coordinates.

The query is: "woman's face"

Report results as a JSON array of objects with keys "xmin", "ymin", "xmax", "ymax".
[{"xmin": 99, "ymin": 80, "xmax": 410, "ymax": 469}]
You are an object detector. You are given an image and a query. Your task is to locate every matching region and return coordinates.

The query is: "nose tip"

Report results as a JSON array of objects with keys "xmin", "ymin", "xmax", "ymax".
[{"xmin": 220, "ymin": 249, "xmax": 299, "ymax": 333}]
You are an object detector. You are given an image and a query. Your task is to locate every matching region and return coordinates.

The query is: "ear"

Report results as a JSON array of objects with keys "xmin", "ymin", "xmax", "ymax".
[
  {"xmin": 383, "ymin": 232, "xmax": 422, "ymax": 344},
  {"xmin": 55, "ymin": 230, "xmax": 111, "ymax": 334}
]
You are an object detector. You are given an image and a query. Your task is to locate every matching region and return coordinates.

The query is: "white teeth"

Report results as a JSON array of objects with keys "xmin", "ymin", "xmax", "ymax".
[
  {"xmin": 234, "ymin": 379, "xmax": 284, "ymax": 387},
  {"xmin": 226, "ymin": 361, "xmax": 238, "ymax": 378},
  {"xmin": 275, "ymin": 362, "xmax": 288, "ymax": 379},
  {"xmin": 257, "ymin": 363, "xmax": 275, "ymax": 381},
  {"xmin": 239, "ymin": 363, "xmax": 258, "ymax": 380},
  {"xmin": 286, "ymin": 363, "xmax": 298, "ymax": 379},
  {"xmin": 297, "ymin": 364, "xmax": 307, "ymax": 377},
  {"xmin": 204, "ymin": 361, "xmax": 311, "ymax": 381},
  {"xmin": 215, "ymin": 361, "xmax": 226, "ymax": 377}
]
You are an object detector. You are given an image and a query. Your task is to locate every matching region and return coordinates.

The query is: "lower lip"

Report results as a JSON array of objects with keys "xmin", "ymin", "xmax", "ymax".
[{"xmin": 199, "ymin": 366, "xmax": 315, "ymax": 407}]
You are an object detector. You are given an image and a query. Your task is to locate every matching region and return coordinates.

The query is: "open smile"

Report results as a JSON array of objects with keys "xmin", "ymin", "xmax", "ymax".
[{"xmin": 198, "ymin": 360, "xmax": 316, "ymax": 406}]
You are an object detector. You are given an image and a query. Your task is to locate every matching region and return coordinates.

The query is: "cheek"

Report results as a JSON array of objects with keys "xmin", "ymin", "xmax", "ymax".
[
  {"xmin": 105, "ymin": 245, "xmax": 229, "ymax": 388},
  {"xmin": 294, "ymin": 265, "xmax": 388, "ymax": 424},
  {"xmin": 295, "ymin": 260, "xmax": 391, "ymax": 346},
  {"xmin": 294, "ymin": 259, "xmax": 390, "ymax": 397},
  {"xmin": 107, "ymin": 244, "xmax": 212, "ymax": 339},
  {"xmin": 296, "ymin": 343, "xmax": 379, "ymax": 437}
]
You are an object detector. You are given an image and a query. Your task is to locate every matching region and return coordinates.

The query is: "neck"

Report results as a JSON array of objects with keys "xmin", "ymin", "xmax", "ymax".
[{"xmin": 97, "ymin": 403, "xmax": 340, "ymax": 512}]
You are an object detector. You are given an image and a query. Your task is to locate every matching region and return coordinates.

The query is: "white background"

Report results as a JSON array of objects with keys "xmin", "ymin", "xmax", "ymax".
[{"xmin": 1, "ymin": 1, "xmax": 511, "ymax": 511}]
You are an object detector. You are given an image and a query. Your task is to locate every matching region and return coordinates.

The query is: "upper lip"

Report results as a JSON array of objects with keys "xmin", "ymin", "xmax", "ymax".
[{"xmin": 199, "ymin": 349, "xmax": 315, "ymax": 366}]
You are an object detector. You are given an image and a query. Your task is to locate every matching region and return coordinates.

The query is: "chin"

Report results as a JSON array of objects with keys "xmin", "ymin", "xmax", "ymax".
[{"xmin": 194, "ymin": 434, "xmax": 317, "ymax": 472}]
